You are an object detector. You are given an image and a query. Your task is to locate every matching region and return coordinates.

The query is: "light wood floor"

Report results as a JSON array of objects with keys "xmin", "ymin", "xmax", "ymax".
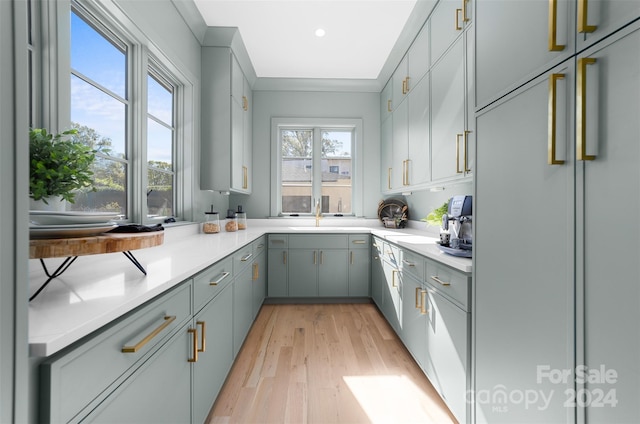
[{"xmin": 208, "ymin": 303, "xmax": 458, "ymax": 424}]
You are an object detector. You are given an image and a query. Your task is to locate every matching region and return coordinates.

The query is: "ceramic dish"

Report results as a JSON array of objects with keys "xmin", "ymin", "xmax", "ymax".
[
  {"xmin": 29, "ymin": 211, "xmax": 120, "ymax": 226},
  {"xmin": 29, "ymin": 223, "xmax": 118, "ymax": 239}
]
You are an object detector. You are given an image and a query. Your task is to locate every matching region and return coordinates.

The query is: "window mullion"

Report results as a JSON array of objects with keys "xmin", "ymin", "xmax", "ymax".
[{"xmin": 312, "ymin": 127, "xmax": 323, "ymax": 213}]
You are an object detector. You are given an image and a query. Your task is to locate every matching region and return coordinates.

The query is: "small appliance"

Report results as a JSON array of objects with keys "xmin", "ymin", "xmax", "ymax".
[{"xmin": 438, "ymin": 195, "xmax": 472, "ymax": 257}]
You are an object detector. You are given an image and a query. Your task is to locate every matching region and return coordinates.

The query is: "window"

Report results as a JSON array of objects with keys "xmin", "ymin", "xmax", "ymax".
[
  {"xmin": 146, "ymin": 67, "xmax": 175, "ymax": 218},
  {"xmin": 69, "ymin": 8, "xmax": 128, "ymax": 215},
  {"xmin": 272, "ymin": 118, "xmax": 363, "ymax": 217}
]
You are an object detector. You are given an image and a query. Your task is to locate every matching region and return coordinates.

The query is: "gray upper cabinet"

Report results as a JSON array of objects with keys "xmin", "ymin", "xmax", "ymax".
[
  {"xmin": 201, "ymin": 47, "xmax": 252, "ymax": 194},
  {"xmin": 430, "ymin": 0, "xmax": 471, "ymax": 64}
]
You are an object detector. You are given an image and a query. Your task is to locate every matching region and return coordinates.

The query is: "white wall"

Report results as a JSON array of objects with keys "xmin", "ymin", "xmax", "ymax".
[{"xmin": 232, "ymin": 90, "xmax": 381, "ymax": 218}]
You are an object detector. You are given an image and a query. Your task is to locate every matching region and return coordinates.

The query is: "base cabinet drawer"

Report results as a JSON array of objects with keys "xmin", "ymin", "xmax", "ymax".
[{"xmin": 40, "ymin": 282, "xmax": 192, "ymax": 423}]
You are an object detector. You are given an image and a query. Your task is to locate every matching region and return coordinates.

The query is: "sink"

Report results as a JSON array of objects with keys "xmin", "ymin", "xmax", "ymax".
[{"xmin": 287, "ymin": 226, "xmax": 370, "ymax": 232}]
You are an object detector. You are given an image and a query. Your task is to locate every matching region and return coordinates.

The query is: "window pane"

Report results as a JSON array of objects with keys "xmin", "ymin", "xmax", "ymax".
[
  {"xmin": 147, "ymin": 168, "xmax": 173, "ymax": 217},
  {"xmin": 281, "ymin": 130, "xmax": 312, "ymax": 214},
  {"xmin": 321, "ymin": 130, "xmax": 352, "ymax": 214},
  {"xmin": 68, "ymin": 156, "xmax": 127, "ymax": 216},
  {"xmin": 147, "ymin": 119, "xmax": 173, "ymax": 165},
  {"xmin": 71, "ymin": 74, "xmax": 126, "ymax": 157},
  {"xmin": 71, "ymin": 11, "xmax": 125, "ymax": 97},
  {"xmin": 147, "ymin": 74, "xmax": 173, "ymax": 124}
]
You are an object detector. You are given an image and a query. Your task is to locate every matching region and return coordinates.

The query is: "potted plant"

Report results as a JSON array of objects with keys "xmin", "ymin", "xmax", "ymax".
[{"xmin": 29, "ymin": 128, "xmax": 97, "ymax": 209}]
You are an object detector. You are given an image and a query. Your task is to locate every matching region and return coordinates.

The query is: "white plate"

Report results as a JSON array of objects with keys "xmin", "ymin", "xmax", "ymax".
[
  {"xmin": 29, "ymin": 224, "xmax": 118, "ymax": 239},
  {"xmin": 29, "ymin": 211, "xmax": 120, "ymax": 225}
]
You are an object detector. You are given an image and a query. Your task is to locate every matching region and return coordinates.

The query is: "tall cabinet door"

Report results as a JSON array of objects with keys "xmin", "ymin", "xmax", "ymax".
[
  {"xmin": 407, "ymin": 74, "xmax": 430, "ymax": 186},
  {"xmin": 474, "ymin": 61, "xmax": 576, "ymax": 423},
  {"xmin": 576, "ymin": 0, "xmax": 640, "ymax": 50},
  {"xmin": 579, "ymin": 24, "xmax": 640, "ymax": 423},
  {"xmin": 381, "ymin": 116, "xmax": 393, "ymax": 192},
  {"xmin": 392, "ymin": 99, "xmax": 409, "ymax": 189}
]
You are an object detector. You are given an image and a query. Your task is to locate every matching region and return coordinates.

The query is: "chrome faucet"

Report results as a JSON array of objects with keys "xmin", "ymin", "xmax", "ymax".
[{"xmin": 315, "ymin": 199, "xmax": 323, "ymax": 227}]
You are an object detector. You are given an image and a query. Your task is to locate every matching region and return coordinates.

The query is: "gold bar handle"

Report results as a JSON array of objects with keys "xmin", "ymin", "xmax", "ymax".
[
  {"xmin": 350, "ymin": 251, "xmax": 354, "ymax": 265},
  {"xmin": 456, "ymin": 134, "xmax": 463, "ymax": 173},
  {"xmin": 548, "ymin": 0, "xmax": 566, "ymax": 51},
  {"xmin": 405, "ymin": 77, "xmax": 410, "ymax": 93},
  {"xmin": 392, "ymin": 269, "xmax": 398, "ymax": 288},
  {"xmin": 252, "ymin": 263, "xmax": 259, "ymax": 280},
  {"xmin": 241, "ymin": 253, "xmax": 253, "ymax": 262},
  {"xmin": 387, "ymin": 99, "xmax": 392, "ymax": 112},
  {"xmin": 122, "ymin": 315, "xmax": 176, "ymax": 353},
  {"xmin": 415, "ymin": 286, "xmax": 422, "ymax": 309},
  {"xmin": 388, "ymin": 167, "xmax": 392, "ymax": 189},
  {"xmin": 464, "ymin": 130, "xmax": 472, "ymax": 172},
  {"xmin": 402, "ymin": 259, "xmax": 415, "ymax": 267},
  {"xmin": 548, "ymin": 73, "xmax": 566, "ymax": 165},
  {"xmin": 243, "ymin": 166, "xmax": 248, "ymax": 189},
  {"xmin": 313, "ymin": 251, "xmax": 317, "ymax": 265},
  {"xmin": 405, "ymin": 159, "xmax": 410, "ymax": 186},
  {"xmin": 188, "ymin": 328, "xmax": 198, "ymax": 363},
  {"xmin": 420, "ymin": 290, "xmax": 428, "ymax": 315},
  {"xmin": 352, "ymin": 240, "xmax": 366, "ymax": 244},
  {"xmin": 210, "ymin": 271, "xmax": 230, "ymax": 286},
  {"xmin": 577, "ymin": 57, "xmax": 597, "ymax": 161},
  {"xmin": 431, "ymin": 275, "xmax": 451, "ymax": 286},
  {"xmin": 455, "ymin": 8, "xmax": 462, "ymax": 30},
  {"xmin": 196, "ymin": 321, "xmax": 206, "ymax": 353},
  {"xmin": 578, "ymin": 0, "xmax": 597, "ymax": 33},
  {"xmin": 462, "ymin": 0, "xmax": 470, "ymax": 22}
]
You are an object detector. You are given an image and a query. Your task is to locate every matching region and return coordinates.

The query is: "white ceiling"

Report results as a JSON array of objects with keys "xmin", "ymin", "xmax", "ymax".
[{"xmin": 192, "ymin": 0, "xmax": 418, "ymax": 80}]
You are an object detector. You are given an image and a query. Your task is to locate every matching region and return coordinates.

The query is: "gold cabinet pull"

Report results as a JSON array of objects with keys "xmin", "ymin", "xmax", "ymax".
[
  {"xmin": 402, "ymin": 259, "xmax": 415, "ymax": 267},
  {"xmin": 387, "ymin": 99, "xmax": 392, "ymax": 112},
  {"xmin": 242, "ymin": 166, "xmax": 248, "ymax": 189},
  {"xmin": 463, "ymin": 130, "xmax": 472, "ymax": 172},
  {"xmin": 415, "ymin": 286, "xmax": 422, "ymax": 309},
  {"xmin": 420, "ymin": 290, "xmax": 428, "ymax": 315},
  {"xmin": 352, "ymin": 240, "xmax": 366, "ymax": 245},
  {"xmin": 122, "ymin": 315, "xmax": 176, "ymax": 353},
  {"xmin": 548, "ymin": 0, "xmax": 566, "ymax": 51},
  {"xmin": 350, "ymin": 251, "xmax": 354, "ymax": 265},
  {"xmin": 405, "ymin": 77, "xmax": 410, "ymax": 93},
  {"xmin": 404, "ymin": 159, "xmax": 410, "ymax": 186},
  {"xmin": 313, "ymin": 251, "xmax": 317, "ymax": 265},
  {"xmin": 456, "ymin": 133, "xmax": 463, "ymax": 173},
  {"xmin": 392, "ymin": 269, "xmax": 398, "ymax": 287},
  {"xmin": 577, "ymin": 57, "xmax": 597, "ymax": 161},
  {"xmin": 387, "ymin": 167, "xmax": 392, "ymax": 189},
  {"xmin": 548, "ymin": 73, "xmax": 566, "ymax": 165},
  {"xmin": 431, "ymin": 275, "xmax": 451, "ymax": 286},
  {"xmin": 188, "ymin": 328, "xmax": 198, "ymax": 363},
  {"xmin": 455, "ymin": 8, "xmax": 462, "ymax": 30},
  {"xmin": 196, "ymin": 321, "xmax": 206, "ymax": 353},
  {"xmin": 283, "ymin": 251, "xmax": 287, "ymax": 265},
  {"xmin": 242, "ymin": 95, "xmax": 248, "ymax": 111},
  {"xmin": 210, "ymin": 271, "xmax": 230, "ymax": 286},
  {"xmin": 578, "ymin": 0, "xmax": 597, "ymax": 33},
  {"xmin": 241, "ymin": 253, "xmax": 253, "ymax": 262},
  {"xmin": 462, "ymin": 0, "xmax": 470, "ymax": 23},
  {"xmin": 252, "ymin": 263, "xmax": 259, "ymax": 280}
]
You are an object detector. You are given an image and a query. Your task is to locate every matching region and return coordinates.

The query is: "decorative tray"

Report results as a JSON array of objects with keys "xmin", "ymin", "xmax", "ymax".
[{"xmin": 436, "ymin": 242, "xmax": 473, "ymax": 258}]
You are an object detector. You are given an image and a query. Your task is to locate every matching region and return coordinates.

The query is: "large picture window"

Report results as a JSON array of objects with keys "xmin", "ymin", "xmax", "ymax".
[{"xmin": 272, "ymin": 118, "xmax": 362, "ymax": 217}]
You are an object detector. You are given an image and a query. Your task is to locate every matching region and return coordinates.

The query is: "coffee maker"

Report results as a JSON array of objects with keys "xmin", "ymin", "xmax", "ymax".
[{"xmin": 438, "ymin": 195, "xmax": 472, "ymax": 257}]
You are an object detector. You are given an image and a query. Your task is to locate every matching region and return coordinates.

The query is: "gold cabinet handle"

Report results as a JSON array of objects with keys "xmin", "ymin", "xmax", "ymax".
[
  {"xmin": 548, "ymin": 0, "xmax": 566, "ymax": 51},
  {"xmin": 548, "ymin": 73, "xmax": 566, "ymax": 165},
  {"xmin": 420, "ymin": 290, "xmax": 428, "ymax": 315},
  {"xmin": 196, "ymin": 321, "xmax": 206, "ymax": 353},
  {"xmin": 188, "ymin": 327, "xmax": 198, "ymax": 363},
  {"xmin": 242, "ymin": 166, "xmax": 248, "ymax": 189},
  {"xmin": 313, "ymin": 251, "xmax": 317, "ymax": 265},
  {"xmin": 456, "ymin": 133, "xmax": 463, "ymax": 173},
  {"xmin": 578, "ymin": 0, "xmax": 597, "ymax": 33},
  {"xmin": 387, "ymin": 99, "xmax": 392, "ymax": 112},
  {"xmin": 464, "ymin": 130, "xmax": 472, "ymax": 172},
  {"xmin": 387, "ymin": 167, "xmax": 392, "ymax": 189},
  {"xmin": 415, "ymin": 286, "xmax": 422, "ymax": 309},
  {"xmin": 392, "ymin": 269, "xmax": 398, "ymax": 288},
  {"xmin": 210, "ymin": 271, "xmax": 230, "ymax": 286},
  {"xmin": 404, "ymin": 159, "xmax": 410, "ymax": 186},
  {"xmin": 455, "ymin": 8, "xmax": 462, "ymax": 30},
  {"xmin": 402, "ymin": 259, "xmax": 415, "ymax": 268},
  {"xmin": 283, "ymin": 251, "xmax": 287, "ymax": 265},
  {"xmin": 350, "ymin": 251, "xmax": 354, "ymax": 265},
  {"xmin": 252, "ymin": 262, "xmax": 259, "ymax": 280},
  {"xmin": 431, "ymin": 275, "xmax": 451, "ymax": 286},
  {"xmin": 122, "ymin": 315, "xmax": 176, "ymax": 353},
  {"xmin": 241, "ymin": 253, "xmax": 253, "ymax": 262},
  {"xmin": 577, "ymin": 57, "xmax": 597, "ymax": 161},
  {"xmin": 352, "ymin": 240, "xmax": 366, "ymax": 245},
  {"xmin": 462, "ymin": 0, "xmax": 470, "ymax": 23},
  {"xmin": 242, "ymin": 95, "xmax": 248, "ymax": 111},
  {"xmin": 405, "ymin": 77, "xmax": 410, "ymax": 93}
]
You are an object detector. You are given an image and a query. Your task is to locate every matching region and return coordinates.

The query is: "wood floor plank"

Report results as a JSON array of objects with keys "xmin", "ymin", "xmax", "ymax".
[{"xmin": 209, "ymin": 303, "xmax": 458, "ymax": 424}]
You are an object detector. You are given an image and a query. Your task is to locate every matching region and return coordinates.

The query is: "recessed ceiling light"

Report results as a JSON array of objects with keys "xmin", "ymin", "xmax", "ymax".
[{"xmin": 315, "ymin": 28, "xmax": 326, "ymax": 37}]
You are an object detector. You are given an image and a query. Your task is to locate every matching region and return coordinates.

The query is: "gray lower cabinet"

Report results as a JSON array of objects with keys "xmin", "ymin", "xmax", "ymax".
[
  {"xmin": 370, "ymin": 237, "xmax": 385, "ymax": 307},
  {"xmin": 233, "ymin": 239, "xmax": 262, "ymax": 356},
  {"xmin": 400, "ymin": 272, "xmax": 427, "ymax": 370},
  {"xmin": 267, "ymin": 235, "xmax": 288, "ymax": 297},
  {"xmin": 251, "ymin": 249, "xmax": 266, "ymax": 319}
]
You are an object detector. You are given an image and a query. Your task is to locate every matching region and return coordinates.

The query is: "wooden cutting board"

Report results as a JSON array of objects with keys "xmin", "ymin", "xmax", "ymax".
[{"xmin": 29, "ymin": 232, "xmax": 164, "ymax": 259}]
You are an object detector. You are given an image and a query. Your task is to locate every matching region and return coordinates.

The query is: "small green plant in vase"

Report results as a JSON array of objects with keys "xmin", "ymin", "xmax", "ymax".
[
  {"xmin": 29, "ymin": 128, "xmax": 97, "ymax": 206},
  {"xmin": 421, "ymin": 199, "xmax": 450, "ymax": 227}
]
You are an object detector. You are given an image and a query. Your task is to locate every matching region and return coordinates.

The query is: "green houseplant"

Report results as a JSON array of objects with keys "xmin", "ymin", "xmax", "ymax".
[
  {"xmin": 421, "ymin": 199, "xmax": 450, "ymax": 227},
  {"xmin": 29, "ymin": 128, "xmax": 97, "ymax": 205}
]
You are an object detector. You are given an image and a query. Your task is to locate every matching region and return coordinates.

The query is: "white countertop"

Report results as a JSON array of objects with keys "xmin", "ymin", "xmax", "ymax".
[{"xmin": 29, "ymin": 219, "xmax": 471, "ymax": 357}]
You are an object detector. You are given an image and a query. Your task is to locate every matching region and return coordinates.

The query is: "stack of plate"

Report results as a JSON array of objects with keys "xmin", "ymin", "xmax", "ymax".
[{"xmin": 29, "ymin": 211, "xmax": 120, "ymax": 239}]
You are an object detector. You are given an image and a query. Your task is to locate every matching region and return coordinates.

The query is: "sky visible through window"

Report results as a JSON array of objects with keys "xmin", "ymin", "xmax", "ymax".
[{"xmin": 70, "ymin": 11, "xmax": 173, "ymax": 164}]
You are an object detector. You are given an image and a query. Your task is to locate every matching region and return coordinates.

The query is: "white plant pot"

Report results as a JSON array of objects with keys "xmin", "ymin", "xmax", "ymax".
[{"xmin": 30, "ymin": 196, "xmax": 67, "ymax": 212}]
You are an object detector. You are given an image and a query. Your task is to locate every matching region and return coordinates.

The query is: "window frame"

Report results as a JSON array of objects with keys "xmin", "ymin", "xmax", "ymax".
[{"xmin": 270, "ymin": 117, "xmax": 363, "ymax": 217}]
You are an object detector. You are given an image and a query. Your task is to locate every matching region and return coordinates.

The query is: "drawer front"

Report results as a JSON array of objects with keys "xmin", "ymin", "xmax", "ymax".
[
  {"xmin": 425, "ymin": 260, "xmax": 470, "ymax": 311},
  {"xmin": 400, "ymin": 249, "xmax": 425, "ymax": 281},
  {"xmin": 348, "ymin": 234, "xmax": 370, "ymax": 249},
  {"xmin": 372, "ymin": 237, "xmax": 385, "ymax": 258},
  {"xmin": 268, "ymin": 234, "xmax": 288, "ymax": 249},
  {"xmin": 289, "ymin": 234, "xmax": 349, "ymax": 249},
  {"xmin": 253, "ymin": 236, "xmax": 266, "ymax": 256},
  {"xmin": 382, "ymin": 241, "xmax": 400, "ymax": 266},
  {"xmin": 41, "ymin": 282, "xmax": 192, "ymax": 423},
  {"xmin": 233, "ymin": 243, "xmax": 255, "ymax": 273},
  {"xmin": 193, "ymin": 256, "xmax": 233, "ymax": 312}
]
